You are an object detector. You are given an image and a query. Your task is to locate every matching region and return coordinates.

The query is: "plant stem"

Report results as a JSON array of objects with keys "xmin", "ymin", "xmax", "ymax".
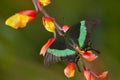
[
  {"xmin": 32, "ymin": 0, "xmax": 64, "ymax": 35},
  {"xmin": 32, "ymin": 0, "xmax": 39, "ymax": 12}
]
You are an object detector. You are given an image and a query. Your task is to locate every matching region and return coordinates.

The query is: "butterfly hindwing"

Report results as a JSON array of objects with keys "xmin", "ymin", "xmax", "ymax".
[
  {"xmin": 48, "ymin": 48, "xmax": 75, "ymax": 57},
  {"xmin": 44, "ymin": 52, "xmax": 78, "ymax": 66},
  {"xmin": 44, "ymin": 36, "xmax": 76, "ymax": 65},
  {"xmin": 49, "ymin": 35, "xmax": 66, "ymax": 50},
  {"xmin": 44, "ymin": 52, "xmax": 62, "ymax": 66}
]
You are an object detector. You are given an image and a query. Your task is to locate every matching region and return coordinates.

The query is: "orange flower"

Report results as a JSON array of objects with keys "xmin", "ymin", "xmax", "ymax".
[
  {"xmin": 42, "ymin": 16, "xmax": 55, "ymax": 32},
  {"xmin": 64, "ymin": 63, "xmax": 75, "ymax": 78},
  {"xmin": 62, "ymin": 25, "xmax": 70, "ymax": 32},
  {"xmin": 40, "ymin": 38, "xmax": 55, "ymax": 56},
  {"xmin": 84, "ymin": 69, "xmax": 94, "ymax": 80},
  {"xmin": 84, "ymin": 68, "xmax": 108, "ymax": 80},
  {"xmin": 81, "ymin": 51, "xmax": 98, "ymax": 61},
  {"xmin": 98, "ymin": 71, "xmax": 108, "ymax": 79},
  {"xmin": 18, "ymin": 10, "xmax": 37, "ymax": 21},
  {"xmin": 38, "ymin": 0, "xmax": 51, "ymax": 7},
  {"xmin": 5, "ymin": 10, "xmax": 37, "ymax": 29}
]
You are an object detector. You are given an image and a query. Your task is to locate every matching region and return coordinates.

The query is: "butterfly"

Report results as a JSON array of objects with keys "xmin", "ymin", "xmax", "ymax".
[{"xmin": 43, "ymin": 20, "xmax": 100, "ymax": 71}]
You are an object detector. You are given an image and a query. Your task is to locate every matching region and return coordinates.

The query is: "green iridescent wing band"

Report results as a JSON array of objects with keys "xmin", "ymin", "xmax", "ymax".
[
  {"xmin": 78, "ymin": 20, "xmax": 87, "ymax": 48},
  {"xmin": 44, "ymin": 20, "xmax": 99, "ymax": 66},
  {"xmin": 47, "ymin": 48, "xmax": 76, "ymax": 57}
]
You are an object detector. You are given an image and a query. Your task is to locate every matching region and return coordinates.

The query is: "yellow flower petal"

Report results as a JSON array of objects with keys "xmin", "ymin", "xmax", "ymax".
[
  {"xmin": 42, "ymin": 16, "xmax": 55, "ymax": 32},
  {"xmin": 64, "ymin": 63, "xmax": 75, "ymax": 78},
  {"xmin": 44, "ymin": 21, "xmax": 55, "ymax": 32},
  {"xmin": 68, "ymin": 70, "xmax": 75, "ymax": 78},
  {"xmin": 38, "ymin": 0, "xmax": 51, "ymax": 6},
  {"xmin": 5, "ymin": 14, "xmax": 30, "ymax": 29}
]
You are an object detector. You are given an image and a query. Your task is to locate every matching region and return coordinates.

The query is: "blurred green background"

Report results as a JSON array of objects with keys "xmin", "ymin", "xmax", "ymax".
[{"xmin": 0, "ymin": 0, "xmax": 119, "ymax": 80}]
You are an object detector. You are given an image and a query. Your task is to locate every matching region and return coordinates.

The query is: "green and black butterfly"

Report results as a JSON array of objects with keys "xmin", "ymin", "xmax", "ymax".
[{"xmin": 44, "ymin": 20, "xmax": 100, "ymax": 71}]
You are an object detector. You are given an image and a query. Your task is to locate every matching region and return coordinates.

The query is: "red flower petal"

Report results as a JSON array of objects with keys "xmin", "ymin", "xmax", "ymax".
[
  {"xmin": 84, "ymin": 69, "xmax": 94, "ymax": 80},
  {"xmin": 40, "ymin": 38, "xmax": 55, "ymax": 56},
  {"xmin": 98, "ymin": 71, "xmax": 108, "ymax": 79},
  {"xmin": 19, "ymin": 10, "xmax": 37, "ymax": 21},
  {"xmin": 42, "ymin": 16, "xmax": 54, "ymax": 24},
  {"xmin": 64, "ymin": 63, "xmax": 75, "ymax": 78},
  {"xmin": 82, "ymin": 51, "xmax": 98, "ymax": 61},
  {"xmin": 62, "ymin": 25, "xmax": 70, "ymax": 32}
]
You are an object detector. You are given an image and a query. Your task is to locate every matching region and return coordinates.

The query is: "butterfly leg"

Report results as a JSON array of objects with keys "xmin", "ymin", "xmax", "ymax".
[
  {"xmin": 89, "ymin": 42, "xmax": 100, "ymax": 54},
  {"xmin": 84, "ymin": 41, "xmax": 100, "ymax": 54}
]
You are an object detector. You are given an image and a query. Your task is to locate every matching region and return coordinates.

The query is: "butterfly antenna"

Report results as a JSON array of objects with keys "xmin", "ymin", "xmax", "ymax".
[
  {"xmin": 89, "ymin": 42, "xmax": 100, "ymax": 54},
  {"xmin": 91, "ymin": 47, "xmax": 100, "ymax": 54},
  {"xmin": 62, "ymin": 17, "xmax": 65, "ymax": 26}
]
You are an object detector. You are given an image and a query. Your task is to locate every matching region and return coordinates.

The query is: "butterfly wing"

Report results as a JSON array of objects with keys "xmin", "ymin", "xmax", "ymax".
[
  {"xmin": 80, "ymin": 20, "xmax": 99, "ymax": 51},
  {"xmin": 65, "ymin": 21, "xmax": 86, "ymax": 48},
  {"xmin": 66, "ymin": 20, "xmax": 99, "ymax": 51},
  {"xmin": 78, "ymin": 20, "xmax": 87, "ymax": 48},
  {"xmin": 66, "ymin": 23, "xmax": 80, "ymax": 43},
  {"xmin": 44, "ymin": 36, "xmax": 76, "ymax": 65},
  {"xmin": 44, "ymin": 52, "xmax": 62, "ymax": 66},
  {"xmin": 48, "ymin": 36, "xmax": 76, "ymax": 57},
  {"xmin": 44, "ymin": 20, "xmax": 99, "ymax": 65}
]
